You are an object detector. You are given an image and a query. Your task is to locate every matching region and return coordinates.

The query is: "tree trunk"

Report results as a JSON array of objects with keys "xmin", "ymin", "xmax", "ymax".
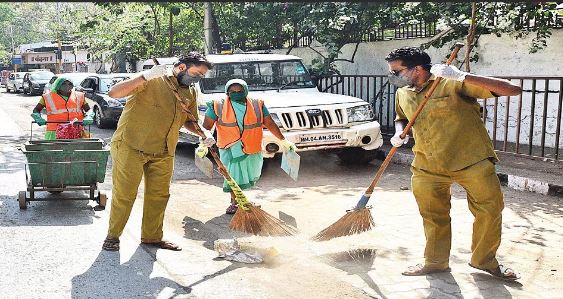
[
  {"xmin": 168, "ymin": 8, "xmax": 173, "ymax": 56},
  {"xmin": 464, "ymin": 2, "xmax": 477, "ymax": 72}
]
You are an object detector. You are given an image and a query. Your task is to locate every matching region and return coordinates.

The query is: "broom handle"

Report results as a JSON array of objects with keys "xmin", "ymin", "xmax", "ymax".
[
  {"xmin": 151, "ymin": 59, "xmax": 236, "ymax": 184},
  {"xmin": 356, "ymin": 43, "xmax": 464, "ymax": 209}
]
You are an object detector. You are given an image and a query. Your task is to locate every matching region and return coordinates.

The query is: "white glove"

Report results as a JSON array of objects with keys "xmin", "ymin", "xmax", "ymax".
[
  {"xmin": 142, "ymin": 65, "xmax": 167, "ymax": 81},
  {"xmin": 279, "ymin": 139, "xmax": 296, "ymax": 152},
  {"xmin": 199, "ymin": 130, "xmax": 216, "ymax": 147},
  {"xmin": 430, "ymin": 64, "xmax": 467, "ymax": 82},
  {"xmin": 390, "ymin": 131, "xmax": 409, "ymax": 147},
  {"xmin": 195, "ymin": 144, "xmax": 209, "ymax": 158}
]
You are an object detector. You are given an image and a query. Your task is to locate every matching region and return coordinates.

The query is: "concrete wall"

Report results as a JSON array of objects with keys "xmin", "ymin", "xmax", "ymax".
[{"xmin": 272, "ymin": 30, "xmax": 563, "ymax": 76}]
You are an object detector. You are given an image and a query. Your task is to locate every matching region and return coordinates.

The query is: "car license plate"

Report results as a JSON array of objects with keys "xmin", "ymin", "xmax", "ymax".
[{"xmin": 299, "ymin": 133, "xmax": 343, "ymax": 143}]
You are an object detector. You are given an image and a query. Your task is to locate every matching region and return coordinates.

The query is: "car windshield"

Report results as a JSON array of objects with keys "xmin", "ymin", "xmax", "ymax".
[
  {"xmin": 200, "ymin": 60, "xmax": 315, "ymax": 93},
  {"xmin": 99, "ymin": 77, "xmax": 129, "ymax": 93},
  {"xmin": 30, "ymin": 72, "xmax": 54, "ymax": 80}
]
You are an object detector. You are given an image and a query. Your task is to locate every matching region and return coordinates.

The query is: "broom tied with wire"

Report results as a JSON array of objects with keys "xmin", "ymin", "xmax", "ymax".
[
  {"xmin": 312, "ymin": 43, "xmax": 465, "ymax": 241},
  {"xmin": 153, "ymin": 58, "xmax": 297, "ymax": 237}
]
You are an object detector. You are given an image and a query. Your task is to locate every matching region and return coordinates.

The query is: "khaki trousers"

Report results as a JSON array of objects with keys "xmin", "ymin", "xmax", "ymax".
[
  {"xmin": 411, "ymin": 158, "xmax": 504, "ymax": 270},
  {"xmin": 107, "ymin": 140, "xmax": 174, "ymax": 241}
]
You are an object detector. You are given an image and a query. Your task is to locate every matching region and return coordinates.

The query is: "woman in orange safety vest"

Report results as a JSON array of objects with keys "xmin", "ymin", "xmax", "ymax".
[
  {"xmin": 201, "ymin": 79, "xmax": 296, "ymax": 214},
  {"xmin": 30, "ymin": 76, "xmax": 94, "ymax": 140}
]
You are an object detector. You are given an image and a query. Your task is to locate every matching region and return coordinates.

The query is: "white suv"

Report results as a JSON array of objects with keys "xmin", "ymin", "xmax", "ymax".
[{"xmin": 147, "ymin": 54, "xmax": 384, "ymax": 164}]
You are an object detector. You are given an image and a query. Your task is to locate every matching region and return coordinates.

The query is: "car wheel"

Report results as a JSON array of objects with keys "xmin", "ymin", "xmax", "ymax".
[
  {"xmin": 336, "ymin": 147, "xmax": 383, "ymax": 165},
  {"xmin": 94, "ymin": 107, "xmax": 111, "ymax": 129}
]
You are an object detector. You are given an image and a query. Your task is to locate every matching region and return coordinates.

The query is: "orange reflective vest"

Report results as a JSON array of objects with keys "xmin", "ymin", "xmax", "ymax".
[
  {"xmin": 214, "ymin": 97, "xmax": 264, "ymax": 154},
  {"xmin": 43, "ymin": 91, "xmax": 85, "ymax": 131}
]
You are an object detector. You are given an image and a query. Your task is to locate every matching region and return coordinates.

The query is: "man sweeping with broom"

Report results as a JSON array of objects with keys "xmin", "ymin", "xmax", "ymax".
[{"xmin": 385, "ymin": 47, "xmax": 522, "ymax": 280}]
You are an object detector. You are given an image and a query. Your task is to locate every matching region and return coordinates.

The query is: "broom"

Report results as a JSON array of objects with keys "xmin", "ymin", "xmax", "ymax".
[
  {"xmin": 153, "ymin": 59, "xmax": 297, "ymax": 237},
  {"xmin": 312, "ymin": 43, "xmax": 465, "ymax": 241}
]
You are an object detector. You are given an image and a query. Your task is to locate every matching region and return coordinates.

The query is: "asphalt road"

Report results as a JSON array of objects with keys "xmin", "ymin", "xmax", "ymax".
[{"xmin": 0, "ymin": 87, "xmax": 560, "ymax": 299}]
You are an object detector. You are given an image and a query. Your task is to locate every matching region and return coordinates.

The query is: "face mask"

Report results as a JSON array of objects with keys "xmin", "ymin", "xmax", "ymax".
[
  {"xmin": 59, "ymin": 82, "xmax": 73, "ymax": 96},
  {"xmin": 388, "ymin": 74, "xmax": 413, "ymax": 88},
  {"xmin": 229, "ymin": 91, "xmax": 246, "ymax": 102},
  {"xmin": 176, "ymin": 70, "xmax": 201, "ymax": 86}
]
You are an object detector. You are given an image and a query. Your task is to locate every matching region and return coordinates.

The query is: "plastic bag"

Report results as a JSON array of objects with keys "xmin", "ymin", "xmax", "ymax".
[
  {"xmin": 56, "ymin": 118, "xmax": 84, "ymax": 139},
  {"xmin": 213, "ymin": 239, "xmax": 264, "ymax": 264}
]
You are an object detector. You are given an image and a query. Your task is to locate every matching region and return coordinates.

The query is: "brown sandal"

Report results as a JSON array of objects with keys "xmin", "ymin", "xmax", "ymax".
[
  {"xmin": 469, "ymin": 263, "xmax": 521, "ymax": 281},
  {"xmin": 102, "ymin": 238, "xmax": 120, "ymax": 251},
  {"xmin": 141, "ymin": 240, "xmax": 182, "ymax": 251},
  {"xmin": 402, "ymin": 264, "xmax": 451, "ymax": 276}
]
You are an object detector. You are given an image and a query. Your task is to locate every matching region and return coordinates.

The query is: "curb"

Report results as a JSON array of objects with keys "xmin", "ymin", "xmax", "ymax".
[{"xmin": 380, "ymin": 150, "xmax": 563, "ymax": 198}]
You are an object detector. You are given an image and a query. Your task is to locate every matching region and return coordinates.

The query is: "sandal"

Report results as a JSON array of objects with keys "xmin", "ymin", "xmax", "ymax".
[
  {"xmin": 141, "ymin": 240, "xmax": 182, "ymax": 251},
  {"xmin": 468, "ymin": 263, "xmax": 521, "ymax": 281},
  {"xmin": 102, "ymin": 238, "xmax": 120, "ymax": 251},
  {"xmin": 226, "ymin": 203, "xmax": 238, "ymax": 215},
  {"xmin": 402, "ymin": 264, "xmax": 451, "ymax": 276}
]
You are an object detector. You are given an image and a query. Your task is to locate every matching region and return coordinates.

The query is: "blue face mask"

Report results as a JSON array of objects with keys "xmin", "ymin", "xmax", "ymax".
[{"xmin": 229, "ymin": 91, "xmax": 246, "ymax": 102}]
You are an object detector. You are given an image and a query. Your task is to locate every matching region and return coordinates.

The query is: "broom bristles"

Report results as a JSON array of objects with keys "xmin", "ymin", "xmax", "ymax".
[
  {"xmin": 312, "ymin": 208, "xmax": 374, "ymax": 241},
  {"xmin": 229, "ymin": 205, "xmax": 298, "ymax": 237}
]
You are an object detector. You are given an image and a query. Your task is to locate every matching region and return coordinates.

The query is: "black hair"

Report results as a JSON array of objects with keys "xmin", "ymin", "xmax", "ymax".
[
  {"xmin": 385, "ymin": 47, "xmax": 432, "ymax": 71},
  {"xmin": 175, "ymin": 51, "xmax": 213, "ymax": 69}
]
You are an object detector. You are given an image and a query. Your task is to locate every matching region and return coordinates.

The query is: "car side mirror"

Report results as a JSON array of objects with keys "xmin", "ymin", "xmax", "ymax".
[{"xmin": 310, "ymin": 75, "xmax": 319, "ymax": 87}]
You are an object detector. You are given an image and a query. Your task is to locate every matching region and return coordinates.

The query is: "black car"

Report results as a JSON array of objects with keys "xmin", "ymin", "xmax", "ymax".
[
  {"xmin": 77, "ymin": 73, "xmax": 130, "ymax": 128},
  {"xmin": 23, "ymin": 71, "xmax": 55, "ymax": 95}
]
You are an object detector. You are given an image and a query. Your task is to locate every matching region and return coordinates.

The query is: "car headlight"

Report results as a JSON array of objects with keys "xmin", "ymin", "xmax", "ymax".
[
  {"xmin": 270, "ymin": 113, "xmax": 283, "ymax": 127},
  {"xmin": 347, "ymin": 104, "xmax": 374, "ymax": 123},
  {"xmin": 107, "ymin": 98, "xmax": 122, "ymax": 108}
]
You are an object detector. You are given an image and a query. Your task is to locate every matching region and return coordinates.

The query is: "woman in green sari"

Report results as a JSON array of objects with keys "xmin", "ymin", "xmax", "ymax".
[{"xmin": 201, "ymin": 79, "xmax": 296, "ymax": 214}]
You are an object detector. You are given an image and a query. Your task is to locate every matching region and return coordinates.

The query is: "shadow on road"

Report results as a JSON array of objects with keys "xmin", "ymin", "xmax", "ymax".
[
  {"xmin": 71, "ymin": 247, "xmax": 190, "ymax": 298},
  {"xmin": 182, "ymin": 215, "xmax": 242, "ymax": 250}
]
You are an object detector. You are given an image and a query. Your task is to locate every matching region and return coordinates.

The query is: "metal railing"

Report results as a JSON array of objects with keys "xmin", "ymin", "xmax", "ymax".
[{"xmin": 317, "ymin": 75, "xmax": 563, "ymax": 162}]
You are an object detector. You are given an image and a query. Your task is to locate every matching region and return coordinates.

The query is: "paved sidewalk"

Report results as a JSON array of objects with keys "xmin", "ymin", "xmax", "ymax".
[{"xmin": 378, "ymin": 143, "xmax": 563, "ymax": 197}]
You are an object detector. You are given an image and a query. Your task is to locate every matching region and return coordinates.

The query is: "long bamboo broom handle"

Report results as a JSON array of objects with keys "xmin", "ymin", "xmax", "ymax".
[
  {"xmin": 355, "ymin": 43, "xmax": 465, "ymax": 209},
  {"xmin": 151, "ymin": 59, "xmax": 251, "ymax": 208}
]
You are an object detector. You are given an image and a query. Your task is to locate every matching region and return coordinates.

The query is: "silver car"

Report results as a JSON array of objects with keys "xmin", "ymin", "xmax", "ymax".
[{"xmin": 5, "ymin": 72, "xmax": 26, "ymax": 93}]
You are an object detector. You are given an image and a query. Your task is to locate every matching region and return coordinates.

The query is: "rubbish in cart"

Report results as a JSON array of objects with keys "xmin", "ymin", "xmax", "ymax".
[{"xmin": 55, "ymin": 118, "xmax": 84, "ymax": 139}]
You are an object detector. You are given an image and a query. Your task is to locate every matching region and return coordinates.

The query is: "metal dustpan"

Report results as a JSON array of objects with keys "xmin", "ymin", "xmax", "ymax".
[
  {"xmin": 195, "ymin": 151, "xmax": 214, "ymax": 178},
  {"xmin": 281, "ymin": 150, "xmax": 300, "ymax": 181}
]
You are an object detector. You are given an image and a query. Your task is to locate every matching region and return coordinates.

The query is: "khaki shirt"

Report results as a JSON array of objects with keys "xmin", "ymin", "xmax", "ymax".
[
  {"xmin": 112, "ymin": 75, "xmax": 198, "ymax": 155},
  {"xmin": 395, "ymin": 75, "xmax": 497, "ymax": 172}
]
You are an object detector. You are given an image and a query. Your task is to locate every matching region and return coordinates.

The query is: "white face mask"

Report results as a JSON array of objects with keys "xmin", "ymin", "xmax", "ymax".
[
  {"xmin": 176, "ymin": 70, "xmax": 202, "ymax": 86},
  {"xmin": 388, "ymin": 73, "xmax": 414, "ymax": 88}
]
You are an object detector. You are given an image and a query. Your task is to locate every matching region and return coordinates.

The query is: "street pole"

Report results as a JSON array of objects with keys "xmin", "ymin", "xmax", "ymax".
[
  {"xmin": 204, "ymin": 2, "xmax": 213, "ymax": 55},
  {"xmin": 10, "ymin": 25, "xmax": 17, "ymax": 72},
  {"xmin": 56, "ymin": 2, "xmax": 62, "ymax": 74}
]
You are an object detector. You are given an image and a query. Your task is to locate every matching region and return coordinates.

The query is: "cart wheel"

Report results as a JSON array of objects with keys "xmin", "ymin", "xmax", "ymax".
[
  {"xmin": 98, "ymin": 192, "xmax": 107, "ymax": 209},
  {"xmin": 18, "ymin": 191, "xmax": 27, "ymax": 210}
]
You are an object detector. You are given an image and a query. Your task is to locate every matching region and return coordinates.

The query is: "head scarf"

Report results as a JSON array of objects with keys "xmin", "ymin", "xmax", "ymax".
[
  {"xmin": 224, "ymin": 78, "xmax": 249, "ymax": 97},
  {"xmin": 51, "ymin": 76, "xmax": 73, "ymax": 93}
]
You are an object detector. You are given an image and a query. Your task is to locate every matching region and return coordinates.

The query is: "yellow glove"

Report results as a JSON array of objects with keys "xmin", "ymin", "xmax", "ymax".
[
  {"xmin": 196, "ymin": 144, "xmax": 209, "ymax": 158},
  {"xmin": 279, "ymin": 139, "xmax": 296, "ymax": 152}
]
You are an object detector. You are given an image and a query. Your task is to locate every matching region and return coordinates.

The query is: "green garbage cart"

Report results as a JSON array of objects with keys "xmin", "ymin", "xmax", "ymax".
[{"xmin": 19, "ymin": 138, "xmax": 110, "ymax": 210}]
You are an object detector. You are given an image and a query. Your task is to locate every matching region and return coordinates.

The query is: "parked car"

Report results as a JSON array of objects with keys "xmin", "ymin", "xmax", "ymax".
[
  {"xmin": 149, "ymin": 54, "xmax": 384, "ymax": 164},
  {"xmin": 22, "ymin": 71, "xmax": 55, "ymax": 95},
  {"xmin": 43, "ymin": 72, "xmax": 97, "ymax": 94},
  {"xmin": 1, "ymin": 70, "xmax": 12, "ymax": 88},
  {"xmin": 5, "ymin": 72, "xmax": 26, "ymax": 93},
  {"xmin": 76, "ymin": 73, "xmax": 131, "ymax": 128}
]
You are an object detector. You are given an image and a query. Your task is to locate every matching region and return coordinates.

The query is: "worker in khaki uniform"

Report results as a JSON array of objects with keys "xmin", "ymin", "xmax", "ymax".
[
  {"xmin": 102, "ymin": 52, "xmax": 215, "ymax": 252},
  {"xmin": 385, "ymin": 47, "xmax": 522, "ymax": 280}
]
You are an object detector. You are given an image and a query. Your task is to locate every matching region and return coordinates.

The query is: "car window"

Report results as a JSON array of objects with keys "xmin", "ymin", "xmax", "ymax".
[
  {"xmin": 49, "ymin": 76, "xmax": 58, "ymax": 84},
  {"xmin": 200, "ymin": 60, "xmax": 315, "ymax": 94},
  {"xmin": 81, "ymin": 78, "xmax": 94, "ymax": 89},
  {"xmin": 99, "ymin": 77, "xmax": 128, "ymax": 94},
  {"xmin": 30, "ymin": 72, "xmax": 55, "ymax": 80}
]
